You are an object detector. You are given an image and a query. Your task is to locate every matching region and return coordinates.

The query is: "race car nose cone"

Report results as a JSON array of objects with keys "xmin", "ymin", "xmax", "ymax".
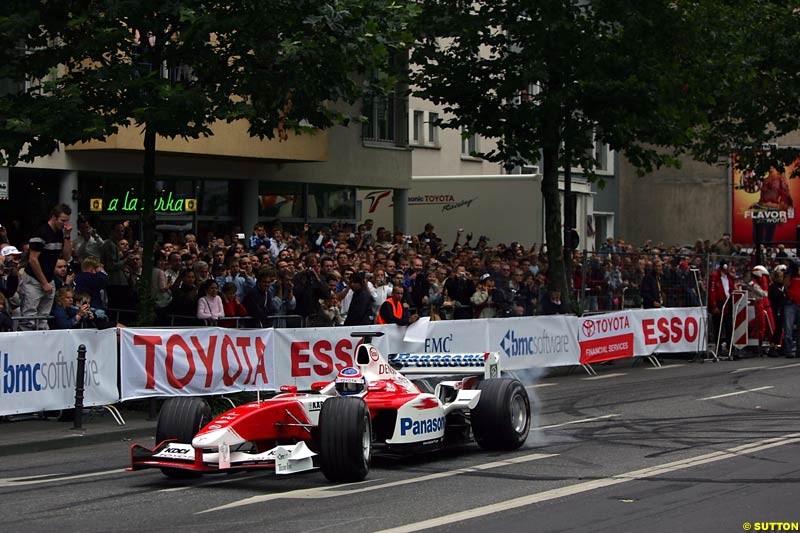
[{"xmin": 192, "ymin": 427, "xmax": 242, "ymax": 448}]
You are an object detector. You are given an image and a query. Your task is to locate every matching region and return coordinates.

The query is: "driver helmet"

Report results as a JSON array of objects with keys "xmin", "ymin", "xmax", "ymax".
[{"xmin": 335, "ymin": 367, "xmax": 366, "ymax": 396}]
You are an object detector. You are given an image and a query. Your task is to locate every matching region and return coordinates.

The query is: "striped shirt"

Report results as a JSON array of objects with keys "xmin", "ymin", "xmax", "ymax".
[{"xmin": 28, "ymin": 223, "xmax": 65, "ymax": 282}]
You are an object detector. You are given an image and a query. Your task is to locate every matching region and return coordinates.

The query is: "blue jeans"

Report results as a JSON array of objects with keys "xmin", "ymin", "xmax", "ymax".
[{"xmin": 783, "ymin": 302, "xmax": 800, "ymax": 355}]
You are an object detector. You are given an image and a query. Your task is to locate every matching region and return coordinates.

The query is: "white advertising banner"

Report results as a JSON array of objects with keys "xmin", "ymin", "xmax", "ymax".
[
  {"xmin": 570, "ymin": 310, "xmax": 636, "ymax": 364},
  {"xmin": 395, "ymin": 318, "xmax": 491, "ymax": 355},
  {"xmin": 117, "ymin": 308, "xmax": 707, "ymax": 398},
  {"xmin": 630, "ymin": 307, "xmax": 707, "ymax": 355},
  {"xmin": 0, "ymin": 329, "xmax": 118, "ymax": 415},
  {"xmin": 271, "ymin": 325, "xmax": 404, "ymax": 388},
  {"xmin": 119, "ymin": 328, "xmax": 275, "ymax": 399},
  {"xmin": 486, "ymin": 315, "xmax": 578, "ymax": 369}
]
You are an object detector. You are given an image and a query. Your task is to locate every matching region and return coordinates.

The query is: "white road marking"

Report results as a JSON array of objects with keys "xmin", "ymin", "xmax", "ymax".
[
  {"xmin": 768, "ymin": 363, "xmax": 800, "ymax": 370},
  {"xmin": 646, "ymin": 364, "xmax": 685, "ymax": 370},
  {"xmin": 0, "ymin": 468, "xmax": 124, "ymax": 488},
  {"xmin": 581, "ymin": 372, "xmax": 626, "ymax": 381},
  {"xmin": 533, "ymin": 414, "xmax": 620, "ymax": 431},
  {"xmin": 699, "ymin": 386, "xmax": 774, "ymax": 401},
  {"xmin": 731, "ymin": 366, "xmax": 766, "ymax": 373},
  {"xmin": 197, "ymin": 453, "xmax": 557, "ymax": 514},
  {"xmin": 526, "ymin": 383, "xmax": 558, "ymax": 389},
  {"xmin": 375, "ymin": 433, "xmax": 800, "ymax": 533}
]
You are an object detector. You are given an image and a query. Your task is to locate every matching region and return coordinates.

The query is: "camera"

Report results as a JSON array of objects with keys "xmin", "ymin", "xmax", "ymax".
[{"xmin": 235, "ymin": 233, "xmax": 246, "ymax": 240}]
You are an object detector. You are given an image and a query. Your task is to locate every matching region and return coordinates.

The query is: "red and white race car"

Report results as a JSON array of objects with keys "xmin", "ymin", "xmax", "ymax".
[{"xmin": 129, "ymin": 332, "xmax": 531, "ymax": 482}]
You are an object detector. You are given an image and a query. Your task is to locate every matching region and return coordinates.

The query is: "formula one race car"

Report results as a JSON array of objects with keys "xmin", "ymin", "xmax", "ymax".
[{"xmin": 129, "ymin": 332, "xmax": 531, "ymax": 482}]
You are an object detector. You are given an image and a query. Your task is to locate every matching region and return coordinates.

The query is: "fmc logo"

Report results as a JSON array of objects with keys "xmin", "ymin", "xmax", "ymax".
[{"xmin": 500, "ymin": 330, "xmax": 534, "ymax": 357}]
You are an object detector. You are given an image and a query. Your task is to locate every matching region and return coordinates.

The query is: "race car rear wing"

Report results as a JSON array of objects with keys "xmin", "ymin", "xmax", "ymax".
[{"xmin": 387, "ymin": 352, "xmax": 500, "ymax": 379}]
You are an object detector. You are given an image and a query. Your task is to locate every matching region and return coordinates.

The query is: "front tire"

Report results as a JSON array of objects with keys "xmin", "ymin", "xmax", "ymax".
[
  {"xmin": 156, "ymin": 397, "xmax": 211, "ymax": 478},
  {"xmin": 471, "ymin": 378, "xmax": 530, "ymax": 451},
  {"xmin": 318, "ymin": 397, "xmax": 371, "ymax": 482}
]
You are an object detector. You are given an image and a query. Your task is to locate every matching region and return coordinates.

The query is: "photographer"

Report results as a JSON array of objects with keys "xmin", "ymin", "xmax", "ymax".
[
  {"xmin": 74, "ymin": 216, "xmax": 104, "ymax": 262},
  {"xmin": 443, "ymin": 264, "xmax": 475, "ymax": 320},
  {"xmin": 50, "ymin": 288, "xmax": 96, "ymax": 329},
  {"xmin": 270, "ymin": 270, "xmax": 296, "ymax": 328},
  {"xmin": 1, "ymin": 245, "xmax": 22, "ymax": 301}
]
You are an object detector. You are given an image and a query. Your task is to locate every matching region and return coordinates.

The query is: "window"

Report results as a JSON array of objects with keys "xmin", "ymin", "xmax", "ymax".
[
  {"xmin": 575, "ymin": 131, "xmax": 613, "ymax": 175},
  {"xmin": 412, "ymin": 110, "xmax": 424, "ymax": 143},
  {"xmin": 461, "ymin": 127, "xmax": 479, "ymax": 157},
  {"xmin": 308, "ymin": 184, "xmax": 356, "ymax": 220},
  {"xmin": 363, "ymin": 93, "xmax": 396, "ymax": 143},
  {"xmin": 258, "ymin": 182, "xmax": 304, "ymax": 218},
  {"xmin": 512, "ymin": 82, "xmax": 541, "ymax": 105},
  {"xmin": 595, "ymin": 141, "xmax": 611, "ymax": 173},
  {"xmin": 427, "ymin": 112, "xmax": 440, "ymax": 146}
]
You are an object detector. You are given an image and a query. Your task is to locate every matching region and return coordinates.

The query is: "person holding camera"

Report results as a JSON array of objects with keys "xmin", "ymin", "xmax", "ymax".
[
  {"xmin": 270, "ymin": 270, "xmax": 296, "ymax": 328},
  {"xmin": 74, "ymin": 216, "xmax": 105, "ymax": 263},
  {"xmin": 443, "ymin": 265, "xmax": 475, "ymax": 320},
  {"xmin": 1, "ymin": 245, "xmax": 22, "ymax": 301},
  {"xmin": 50, "ymin": 288, "xmax": 93, "ymax": 329},
  {"xmin": 101, "ymin": 221, "xmax": 132, "ymax": 309}
]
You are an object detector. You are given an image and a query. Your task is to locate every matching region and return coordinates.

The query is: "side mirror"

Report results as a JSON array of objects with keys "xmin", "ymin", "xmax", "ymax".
[
  {"xmin": 310, "ymin": 381, "xmax": 328, "ymax": 391},
  {"xmin": 279, "ymin": 385, "xmax": 298, "ymax": 394}
]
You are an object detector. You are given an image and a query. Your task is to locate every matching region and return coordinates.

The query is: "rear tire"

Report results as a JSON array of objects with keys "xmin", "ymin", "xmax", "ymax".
[
  {"xmin": 471, "ymin": 378, "xmax": 530, "ymax": 451},
  {"xmin": 318, "ymin": 397, "xmax": 371, "ymax": 482},
  {"xmin": 156, "ymin": 397, "xmax": 211, "ymax": 478}
]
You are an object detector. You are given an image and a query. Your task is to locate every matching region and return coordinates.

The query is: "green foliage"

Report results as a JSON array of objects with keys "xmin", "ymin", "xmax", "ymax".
[
  {"xmin": 0, "ymin": 0, "xmax": 416, "ymax": 324},
  {"xmin": 0, "ymin": 0, "xmax": 417, "ymax": 165},
  {"xmin": 411, "ymin": 0, "xmax": 800, "ymax": 295}
]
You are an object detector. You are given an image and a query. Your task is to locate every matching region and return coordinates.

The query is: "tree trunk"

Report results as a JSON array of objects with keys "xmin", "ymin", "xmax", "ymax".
[
  {"xmin": 136, "ymin": 126, "xmax": 157, "ymax": 326},
  {"xmin": 541, "ymin": 139, "xmax": 567, "ymax": 305}
]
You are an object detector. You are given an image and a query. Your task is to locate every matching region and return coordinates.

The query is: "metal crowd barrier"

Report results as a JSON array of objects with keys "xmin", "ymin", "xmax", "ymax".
[{"xmin": 11, "ymin": 315, "xmax": 53, "ymax": 331}]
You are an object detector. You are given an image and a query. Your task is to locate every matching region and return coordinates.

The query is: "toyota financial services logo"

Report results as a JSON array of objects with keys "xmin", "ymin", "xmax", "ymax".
[{"xmin": 581, "ymin": 320, "xmax": 596, "ymax": 338}]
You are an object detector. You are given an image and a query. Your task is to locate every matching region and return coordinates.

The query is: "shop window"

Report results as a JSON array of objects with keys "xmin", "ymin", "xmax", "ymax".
[
  {"xmin": 307, "ymin": 184, "xmax": 356, "ymax": 220},
  {"xmin": 199, "ymin": 179, "xmax": 240, "ymax": 217},
  {"xmin": 258, "ymin": 182, "xmax": 304, "ymax": 219}
]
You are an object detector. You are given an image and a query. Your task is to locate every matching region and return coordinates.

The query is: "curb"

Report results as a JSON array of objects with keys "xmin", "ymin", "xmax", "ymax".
[{"xmin": 0, "ymin": 422, "xmax": 157, "ymax": 457}]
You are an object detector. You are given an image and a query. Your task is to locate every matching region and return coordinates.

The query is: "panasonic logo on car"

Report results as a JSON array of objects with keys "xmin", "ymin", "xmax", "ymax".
[
  {"xmin": 400, "ymin": 416, "xmax": 445, "ymax": 436},
  {"xmin": 500, "ymin": 329, "xmax": 570, "ymax": 357}
]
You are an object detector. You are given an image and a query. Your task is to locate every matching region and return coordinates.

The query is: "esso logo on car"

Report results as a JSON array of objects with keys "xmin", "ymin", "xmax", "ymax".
[
  {"xmin": 291, "ymin": 339, "xmax": 355, "ymax": 377},
  {"xmin": 642, "ymin": 316, "xmax": 699, "ymax": 345}
]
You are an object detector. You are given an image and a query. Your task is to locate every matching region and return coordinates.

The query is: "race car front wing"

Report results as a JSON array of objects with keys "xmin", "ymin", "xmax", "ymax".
[{"xmin": 129, "ymin": 440, "xmax": 317, "ymax": 475}]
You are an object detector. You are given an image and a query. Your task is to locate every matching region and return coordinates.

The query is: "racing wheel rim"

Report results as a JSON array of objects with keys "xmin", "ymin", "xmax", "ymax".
[
  {"xmin": 362, "ymin": 414, "xmax": 372, "ymax": 462},
  {"xmin": 510, "ymin": 393, "xmax": 528, "ymax": 434}
]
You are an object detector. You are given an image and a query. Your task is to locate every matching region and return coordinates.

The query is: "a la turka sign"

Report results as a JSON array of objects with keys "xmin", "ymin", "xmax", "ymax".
[{"xmin": 90, "ymin": 191, "xmax": 197, "ymax": 213}]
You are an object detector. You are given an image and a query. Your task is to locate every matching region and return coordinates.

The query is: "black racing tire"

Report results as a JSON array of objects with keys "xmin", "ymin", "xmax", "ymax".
[
  {"xmin": 471, "ymin": 378, "xmax": 530, "ymax": 451},
  {"xmin": 318, "ymin": 397, "xmax": 371, "ymax": 482},
  {"xmin": 155, "ymin": 397, "xmax": 211, "ymax": 479}
]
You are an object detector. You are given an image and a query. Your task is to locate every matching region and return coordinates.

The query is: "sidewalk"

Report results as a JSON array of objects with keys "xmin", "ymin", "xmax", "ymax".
[{"xmin": 0, "ymin": 406, "xmax": 157, "ymax": 456}]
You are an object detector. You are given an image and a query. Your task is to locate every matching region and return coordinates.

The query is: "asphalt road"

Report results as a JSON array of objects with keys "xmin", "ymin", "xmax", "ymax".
[{"xmin": 2, "ymin": 356, "xmax": 800, "ymax": 533}]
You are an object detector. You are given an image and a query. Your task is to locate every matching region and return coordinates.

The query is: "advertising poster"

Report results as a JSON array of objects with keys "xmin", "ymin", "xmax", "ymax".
[
  {"xmin": 732, "ymin": 156, "xmax": 800, "ymax": 245},
  {"xmin": 0, "ymin": 329, "xmax": 118, "ymax": 415},
  {"xmin": 573, "ymin": 311, "xmax": 635, "ymax": 364},
  {"xmin": 119, "ymin": 328, "xmax": 275, "ymax": 399}
]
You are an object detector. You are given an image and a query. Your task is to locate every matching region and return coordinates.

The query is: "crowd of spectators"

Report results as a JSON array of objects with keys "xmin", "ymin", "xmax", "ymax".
[{"xmin": 1, "ymin": 205, "xmax": 798, "ymax": 333}]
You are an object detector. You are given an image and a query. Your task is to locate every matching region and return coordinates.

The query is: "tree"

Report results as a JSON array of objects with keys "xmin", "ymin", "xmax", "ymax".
[
  {"xmin": 411, "ymin": 1, "xmax": 754, "ymax": 307},
  {"xmin": 683, "ymin": 1, "xmax": 800, "ymax": 172},
  {"xmin": 0, "ymin": 0, "xmax": 415, "ymax": 323}
]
